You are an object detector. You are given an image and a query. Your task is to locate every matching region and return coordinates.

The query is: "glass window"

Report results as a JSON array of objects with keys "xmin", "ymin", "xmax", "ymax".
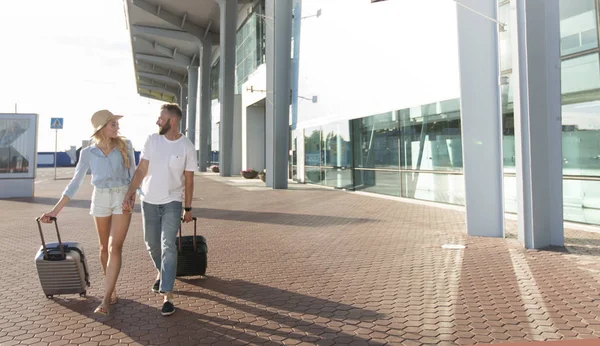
[
  {"xmin": 401, "ymin": 172, "xmax": 465, "ymax": 205},
  {"xmin": 322, "ymin": 168, "xmax": 353, "ymax": 189},
  {"xmin": 351, "ymin": 112, "xmax": 399, "ymax": 169},
  {"xmin": 502, "ymin": 112, "xmax": 516, "ymax": 170},
  {"xmin": 501, "ymin": 73, "xmax": 516, "ymax": 170},
  {"xmin": 559, "ymin": 0, "xmax": 598, "ymax": 56},
  {"xmin": 321, "ymin": 121, "xmax": 352, "ymax": 168},
  {"xmin": 354, "ymin": 170, "xmax": 401, "ymax": 197},
  {"xmin": 291, "ymin": 129, "xmax": 298, "ymax": 166},
  {"xmin": 304, "ymin": 127, "xmax": 321, "ymax": 167},
  {"xmin": 235, "ymin": 1, "xmax": 266, "ymax": 94},
  {"xmin": 305, "ymin": 166, "xmax": 323, "ymax": 184},
  {"xmin": 562, "ymin": 100, "xmax": 600, "ymax": 176},
  {"xmin": 399, "ymin": 100, "xmax": 462, "ymax": 171},
  {"xmin": 561, "ymin": 53, "xmax": 600, "ymax": 94},
  {"xmin": 563, "ymin": 179, "xmax": 600, "ymax": 224},
  {"xmin": 256, "ymin": 0, "xmax": 266, "ymax": 66},
  {"xmin": 0, "ymin": 118, "xmax": 32, "ymax": 175},
  {"xmin": 235, "ymin": 13, "xmax": 258, "ymax": 93},
  {"xmin": 211, "ymin": 61, "xmax": 220, "ymax": 100},
  {"xmin": 320, "ymin": 121, "xmax": 353, "ymax": 189}
]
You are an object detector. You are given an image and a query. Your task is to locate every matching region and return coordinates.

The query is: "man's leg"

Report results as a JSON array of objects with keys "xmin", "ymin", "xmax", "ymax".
[
  {"xmin": 158, "ymin": 201, "xmax": 182, "ymax": 316},
  {"xmin": 142, "ymin": 202, "xmax": 162, "ymax": 286}
]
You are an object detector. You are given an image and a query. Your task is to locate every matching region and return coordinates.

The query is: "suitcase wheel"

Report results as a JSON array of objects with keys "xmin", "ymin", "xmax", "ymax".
[
  {"xmin": 45, "ymin": 295, "xmax": 53, "ymax": 299},
  {"xmin": 79, "ymin": 291, "xmax": 87, "ymax": 298}
]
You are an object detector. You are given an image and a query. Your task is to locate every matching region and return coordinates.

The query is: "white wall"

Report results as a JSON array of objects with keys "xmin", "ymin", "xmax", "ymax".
[
  {"xmin": 296, "ymin": 0, "xmax": 461, "ymax": 129},
  {"xmin": 245, "ymin": 104, "xmax": 266, "ymax": 171},
  {"xmin": 241, "ymin": 64, "xmax": 268, "ymax": 171},
  {"xmin": 211, "ymin": 100, "xmax": 220, "ymax": 153},
  {"xmin": 233, "ymin": 95, "xmax": 243, "ymax": 174},
  {"xmin": 242, "ymin": 64, "xmax": 268, "ymax": 107}
]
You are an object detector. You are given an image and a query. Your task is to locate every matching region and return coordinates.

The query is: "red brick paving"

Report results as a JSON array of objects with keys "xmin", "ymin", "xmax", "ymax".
[{"xmin": 1, "ymin": 168, "xmax": 600, "ymax": 345}]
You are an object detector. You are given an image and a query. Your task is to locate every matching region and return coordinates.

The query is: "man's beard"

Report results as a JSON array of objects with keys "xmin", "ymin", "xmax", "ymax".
[{"xmin": 159, "ymin": 121, "xmax": 171, "ymax": 135}]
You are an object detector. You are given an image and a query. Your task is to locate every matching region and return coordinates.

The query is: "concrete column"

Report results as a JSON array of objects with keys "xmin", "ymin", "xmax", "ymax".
[
  {"xmin": 180, "ymin": 86, "xmax": 188, "ymax": 132},
  {"xmin": 456, "ymin": 0, "xmax": 504, "ymax": 238},
  {"xmin": 266, "ymin": 0, "xmax": 293, "ymax": 189},
  {"xmin": 198, "ymin": 41, "xmax": 212, "ymax": 172},
  {"xmin": 186, "ymin": 66, "xmax": 198, "ymax": 146},
  {"xmin": 216, "ymin": 0, "xmax": 237, "ymax": 177},
  {"xmin": 511, "ymin": 0, "xmax": 563, "ymax": 249}
]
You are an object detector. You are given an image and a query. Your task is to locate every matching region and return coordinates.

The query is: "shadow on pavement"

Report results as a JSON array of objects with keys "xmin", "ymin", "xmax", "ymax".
[
  {"xmin": 196, "ymin": 207, "xmax": 375, "ymax": 227},
  {"xmin": 55, "ymin": 292, "xmax": 380, "ymax": 345}
]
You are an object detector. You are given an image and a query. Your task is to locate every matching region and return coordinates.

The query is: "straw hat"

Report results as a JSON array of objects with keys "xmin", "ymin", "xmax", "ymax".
[{"xmin": 91, "ymin": 110, "xmax": 123, "ymax": 137}]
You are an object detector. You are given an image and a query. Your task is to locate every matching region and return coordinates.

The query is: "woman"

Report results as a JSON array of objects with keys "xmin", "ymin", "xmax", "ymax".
[{"xmin": 40, "ymin": 110, "xmax": 136, "ymax": 316}]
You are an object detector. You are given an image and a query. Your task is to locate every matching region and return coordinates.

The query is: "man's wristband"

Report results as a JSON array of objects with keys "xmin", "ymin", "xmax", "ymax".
[{"xmin": 184, "ymin": 207, "xmax": 192, "ymax": 212}]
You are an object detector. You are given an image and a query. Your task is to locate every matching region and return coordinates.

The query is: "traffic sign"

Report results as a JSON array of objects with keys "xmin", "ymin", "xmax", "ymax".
[{"xmin": 50, "ymin": 118, "xmax": 63, "ymax": 129}]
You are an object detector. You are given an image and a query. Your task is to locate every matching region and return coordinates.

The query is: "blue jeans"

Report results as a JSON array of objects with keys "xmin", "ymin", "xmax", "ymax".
[{"xmin": 141, "ymin": 201, "xmax": 181, "ymax": 292}]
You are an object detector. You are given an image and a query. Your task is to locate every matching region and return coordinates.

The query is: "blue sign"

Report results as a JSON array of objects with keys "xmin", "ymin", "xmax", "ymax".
[{"xmin": 50, "ymin": 117, "xmax": 63, "ymax": 129}]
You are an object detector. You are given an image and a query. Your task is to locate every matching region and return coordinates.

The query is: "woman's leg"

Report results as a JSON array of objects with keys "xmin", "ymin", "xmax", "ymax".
[
  {"xmin": 100, "ymin": 213, "xmax": 131, "ymax": 306},
  {"xmin": 93, "ymin": 216, "xmax": 111, "ymax": 274},
  {"xmin": 93, "ymin": 216, "xmax": 112, "ymax": 315}
]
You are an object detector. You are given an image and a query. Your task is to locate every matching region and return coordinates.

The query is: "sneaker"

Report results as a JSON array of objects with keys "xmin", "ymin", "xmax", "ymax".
[
  {"xmin": 152, "ymin": 279, "xmax": 160, "ymax": 293},
  {"xmin": 161, "ymin": 301, "xmax": 175, "ymax": 316}
]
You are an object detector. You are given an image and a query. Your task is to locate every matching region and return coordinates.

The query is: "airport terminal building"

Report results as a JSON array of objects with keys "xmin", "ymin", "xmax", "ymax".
[{"xmin": 123, "ymin": 0, "xmax": 600, "ymax": 248}]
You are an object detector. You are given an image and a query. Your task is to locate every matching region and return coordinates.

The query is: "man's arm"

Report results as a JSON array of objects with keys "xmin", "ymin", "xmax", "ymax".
[
  {"xmin": 123, "ymin": 158, "xmax": 149, "ymax": 210},
  {"xmin": 182, "ymin": 170, "xmax": 194, "ymax": 222}
]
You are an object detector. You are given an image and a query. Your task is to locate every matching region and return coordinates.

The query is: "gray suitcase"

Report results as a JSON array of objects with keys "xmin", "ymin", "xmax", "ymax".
[{"xmin": 34, "ymin": 217, "xmax": 90, "ymax": 299}]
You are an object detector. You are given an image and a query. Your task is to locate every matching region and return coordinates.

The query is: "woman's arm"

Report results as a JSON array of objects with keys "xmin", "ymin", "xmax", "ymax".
[
  {"xmin": 40, "ymin": 195, "xmax": 70, "ymax": 223},
  {"xmin": 40, "ymin": 149, "xmax": 90, "ymax": 222}
]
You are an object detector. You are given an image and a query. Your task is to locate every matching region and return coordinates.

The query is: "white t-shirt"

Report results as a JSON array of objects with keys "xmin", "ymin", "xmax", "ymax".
[{"xmin": 139, "ymin": 133, "xmax": 197, "ymax": 204}]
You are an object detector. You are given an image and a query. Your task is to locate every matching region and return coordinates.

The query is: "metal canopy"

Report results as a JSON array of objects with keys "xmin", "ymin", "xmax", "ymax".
[{"xmin": 124, "ymin": 0, "xmax": 252, "ymax": 103}]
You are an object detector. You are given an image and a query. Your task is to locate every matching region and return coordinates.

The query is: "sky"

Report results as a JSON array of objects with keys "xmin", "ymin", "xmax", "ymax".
[{"xmin": 0, "ymin": 0, "xmax": 165, "ymax": 152}]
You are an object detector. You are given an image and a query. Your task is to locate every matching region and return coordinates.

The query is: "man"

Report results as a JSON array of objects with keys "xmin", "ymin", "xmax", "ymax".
[{"xmin": 123, "ymin": 103, "xmax": 196, "ymax": 316}]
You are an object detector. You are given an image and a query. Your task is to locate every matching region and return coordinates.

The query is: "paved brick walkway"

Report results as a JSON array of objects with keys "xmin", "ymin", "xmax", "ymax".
[{"xmin": 2, "ymin": 168, "xmax": 600, "ymax": 345}]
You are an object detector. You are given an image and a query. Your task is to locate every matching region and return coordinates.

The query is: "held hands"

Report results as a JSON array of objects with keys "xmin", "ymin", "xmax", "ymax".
[
  {"xmin": 182, "ymin": 210, "xmax": 193, "ymax": 223},
  {"xmin": 40, "ymin": 210, "xmax": 58, "ymax": 223},
  {"xmin": 122, "ymin": 192, "xmax": 136, "ymax": 213}
]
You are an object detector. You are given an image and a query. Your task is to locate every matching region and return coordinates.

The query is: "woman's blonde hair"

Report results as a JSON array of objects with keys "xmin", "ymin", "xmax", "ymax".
[{"xmin": 91, "ymin": 127, "xmax": 130, "ymax": 169}]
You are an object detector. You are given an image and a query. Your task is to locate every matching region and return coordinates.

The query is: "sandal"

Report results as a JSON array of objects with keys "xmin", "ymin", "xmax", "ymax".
[
  {"xmin": 94, "ymin": 304, "xmax": 110, "ymax": 316},
  {"xmin": 110, "ymin": 294, "xmax": 118, "ymax": 305}
]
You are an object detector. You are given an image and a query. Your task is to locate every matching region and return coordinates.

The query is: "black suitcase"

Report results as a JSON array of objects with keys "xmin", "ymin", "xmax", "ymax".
[
  {"xmin": 34, "ymin": 217, "xmax": 90, "ymax": 298},
  {"xmin": 176, "ymin": 217, "xmax": 208, "ymax": 276}
]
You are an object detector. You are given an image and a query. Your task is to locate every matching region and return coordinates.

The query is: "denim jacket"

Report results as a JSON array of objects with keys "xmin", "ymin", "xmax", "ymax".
[{"xmin": 63, "ymin": 140, "xmax": 136, "ymax": 198}]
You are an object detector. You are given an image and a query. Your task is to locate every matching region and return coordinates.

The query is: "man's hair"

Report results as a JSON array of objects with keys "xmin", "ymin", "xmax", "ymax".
[{"xmin": 161, "ymin": 103, "xmax": 183, "ymax": 119}]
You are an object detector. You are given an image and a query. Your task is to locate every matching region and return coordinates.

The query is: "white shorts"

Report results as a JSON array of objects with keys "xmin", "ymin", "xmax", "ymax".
[{"xmin": 90, "ymin": 186, "xmax": 128, "ymax": 217}]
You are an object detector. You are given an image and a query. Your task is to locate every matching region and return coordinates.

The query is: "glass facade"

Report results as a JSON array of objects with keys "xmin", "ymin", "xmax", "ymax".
[
  {"xmin": 291, "ymin": 129, "xmax": 298, "ymax": 181},
  {"xmin": 299, "ymin": 100, "xmax": 464, "ymax": 200},
  {"xmin": 235, "ymin": 1, "xmax": 266, "ymax": 94},
  {"xmin": 353, "ymin": 112, "xmax": 399, "ymax": 170},
  {"xmin": 295, "ymin": 1, "xmax": 600, "ymax": 224},
  {"xmin": 560, "ymin": 0, "xmax": 598, "ymax": 56},
  {"xmin": 321, "ymin": 122, "xmax": 352, "ymax": 189},
  {"xmin": 349, "ymin": 100, "xmax": 464, "ymax": 202},
  {"xmin": 211, "ymin": 60, "xmax": 219, "ymax": 100},
  {"xmin": 499, "ymin": 0, "xmax": 600, "ymax": 223},
  {"xmin": 303, "ymin": 122, "xmax": 352, "ymax": 188}
]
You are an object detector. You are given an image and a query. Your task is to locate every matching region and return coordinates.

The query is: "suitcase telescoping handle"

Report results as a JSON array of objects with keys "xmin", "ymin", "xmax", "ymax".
[
  {"xmin": 35, "ymin": 216, "xmax": 66, "ymax": 260},
  {"xmin": 178, "ymin": 217, "xmax": 198, "ymax": 252}
]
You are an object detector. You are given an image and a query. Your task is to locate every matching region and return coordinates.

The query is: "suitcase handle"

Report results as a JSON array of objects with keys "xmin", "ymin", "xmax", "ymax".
[
  {"xmin": 178, "ymin": 217, "xmax": 198, "ymax": 251},
  {"xmin": 35, "ymin": 216, "xmax": 66, "ymax": 260}
]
